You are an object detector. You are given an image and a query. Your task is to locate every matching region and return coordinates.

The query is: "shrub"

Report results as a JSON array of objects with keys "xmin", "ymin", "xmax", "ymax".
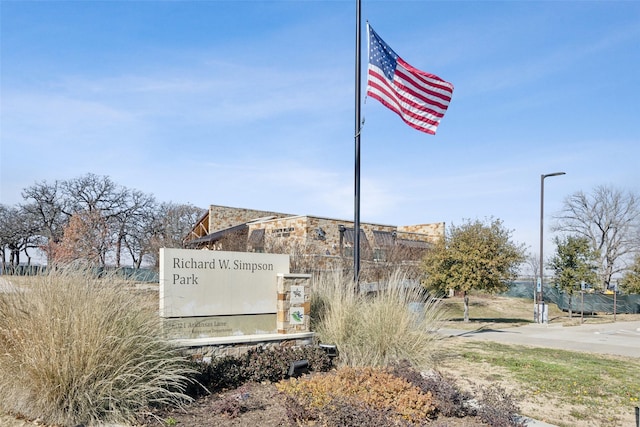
[
  {"xmin": 283, "ymin": 394, "xmax": 313, "ymax": 425},
  {"xmin": 187, "ymin": 355, "xmax": 245, "ymax": 397},
  {"xmin": 209, "ymin": 384, "xmax": 252, "ymax": 418},
  {"xmin": 283, "ymin": 393, "xmax": 402, "ymax": 427},
  {"xmin": 0, "ymin": 266, "xmax": 193, "ymax": 426},
  {"xmin": 390, "ymin": 360, "xmax": 473, "ymax": 418},
  {"xmin": 277, "ymin": 366, "xmax": 437, "ymax": 424},
  {"xmin": 243, "ymin": 346, "xmax": 333, "ymax": 383},
  {"xmin": 475, "ymin": 384, "xmax": 526, "ymax": 427},
  {"xmin": 310, "ymin": 396, "xmax": 409, "ymax": 427},
  {"xmin": 188, "ymin": 345, "xmax": 333, "ymax": 396},
  {"xmin": 313, "ymin": 269, "xmax": 447, "ymax": 368}
]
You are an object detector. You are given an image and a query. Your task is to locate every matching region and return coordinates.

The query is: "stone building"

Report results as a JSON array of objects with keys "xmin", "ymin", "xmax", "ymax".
[{"xmin": 184, "ymin": 205, "xmax": 444, "ymax": 270}]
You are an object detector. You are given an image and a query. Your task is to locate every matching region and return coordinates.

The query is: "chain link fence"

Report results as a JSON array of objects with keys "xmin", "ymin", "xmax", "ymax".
[
  {"xmin": 1, "ymin": 265, "xmax": 158, "ymax": 283},
  {"xmin": 504, "ymin": 281, "xmax": 640, "ymax": 314}
]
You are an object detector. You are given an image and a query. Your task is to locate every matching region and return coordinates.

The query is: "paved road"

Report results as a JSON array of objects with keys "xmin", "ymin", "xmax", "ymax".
[{"xmin": 439, "ymin": 320, "xmax": 640, "ymax": 358}]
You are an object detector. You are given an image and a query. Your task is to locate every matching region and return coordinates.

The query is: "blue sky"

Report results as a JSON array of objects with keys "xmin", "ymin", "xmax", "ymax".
[{"xmin": 1, "ymin": 0, "xmax": 639, "ymax": 263}]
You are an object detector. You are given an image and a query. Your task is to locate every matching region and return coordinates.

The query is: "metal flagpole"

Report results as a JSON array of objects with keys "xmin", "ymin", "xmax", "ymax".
[{"xmin": 353, "ymin": 0, "xmax": 362, "ymax": 287}]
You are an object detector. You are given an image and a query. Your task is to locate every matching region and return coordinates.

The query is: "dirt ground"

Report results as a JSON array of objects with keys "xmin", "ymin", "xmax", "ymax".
[
  {"xmin": 138, "ymin": 380, "xmax": 494, "ymax": 427},
  {"xmin": 0, "ymin": 366, "xmax": 498, "ymax": 427},
  {"xmin": 139, "ymin": 382, "xmax": 290, "ymax": 427}
]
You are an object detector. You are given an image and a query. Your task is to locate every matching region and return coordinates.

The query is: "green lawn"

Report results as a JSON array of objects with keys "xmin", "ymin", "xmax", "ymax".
[{"xmin": 436, "ymin": 293, "xmax": 640, "ymax": 426}]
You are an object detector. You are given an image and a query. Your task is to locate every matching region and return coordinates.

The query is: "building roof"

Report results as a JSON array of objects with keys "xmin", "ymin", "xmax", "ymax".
[
  {"xmin": 185, "ymin": 222, "xmax": 248, "ymax": 246},
  {"xmin": 184, "ymin": 205, "xmax": 443, "ymax": 249}
]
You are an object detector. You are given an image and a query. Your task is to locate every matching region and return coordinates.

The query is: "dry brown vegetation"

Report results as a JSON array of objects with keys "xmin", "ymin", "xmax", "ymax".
[
  {"xmin": 2, "ymin": 276, "xmax": 639, "ymax": 427},
  {"xmin": 0, "ymin": 271, "xmax": 192, "ymax": 427}
]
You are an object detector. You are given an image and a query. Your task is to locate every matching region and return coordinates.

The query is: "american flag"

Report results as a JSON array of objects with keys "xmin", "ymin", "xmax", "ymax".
[{"xmin": 366, "ymin": 24, "xmax": 454, "ymax": 135}]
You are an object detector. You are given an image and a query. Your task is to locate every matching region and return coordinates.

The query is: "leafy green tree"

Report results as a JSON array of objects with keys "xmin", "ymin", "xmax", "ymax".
[
  {"xmin": 548, "ymin": 235, "xmax": 599, "ymax": 317},
  {"xmin": 620, "ymin": 255, "xmax": 640, "ymax": 294},
  {"xmin": 421, "ymin": 218, "xmax": 525, "ymax": 322}
]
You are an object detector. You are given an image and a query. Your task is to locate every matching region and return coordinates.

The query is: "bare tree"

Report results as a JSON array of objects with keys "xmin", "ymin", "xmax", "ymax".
[
  {"xmin": 524, "ymin": 252, "xmax": 540, "ymax": 283},
  {"xmin": 19, "ymin": 174, "xmax": 204, "ymax": 269},
  {"xmin": 21, "ymin": 180, "xmax": 68, "ymax": 245},
  {"xmin": 0, "ymin": 204, "xmax": 47, "ymax": 269},
  {"xmin": 0, "ymin": 204, "xmax": 21, "ymax": 269},
  {"xmin": 370, "ymin": 242, "xmax": 428, "ymax": 282},
  {"xmin": 145, "ymin": 202, "xmax": 205, "ymax": 267},
  {"xmin": 112, "ymin": 190, "xmax": 156, "ymax": 267},
  {"xmin": 265, "ymin": 238, "xmax": 327, "ymax": 274},
  {"xmin": 553, "ymin": 185, "xmax": 640, "ymax": 290},
  {"xmin": 123, "ymin": 200, "xmax": 159, "ymax": 268},
  {"xmin": 22, "ymin": 174, "xmax": 157, "ymax": 267},
  {"xmin": 61, "ymin": 173, "xmax": 129, "ymax": 217}
]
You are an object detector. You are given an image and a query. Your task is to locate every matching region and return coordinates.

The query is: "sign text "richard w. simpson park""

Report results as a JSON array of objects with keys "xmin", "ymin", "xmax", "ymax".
[
  {"xmin": 171, "ymin": 257, "xmax": 278, "ymax": 283},
  {"xmin": 159, "ymin": 248, "xmax": 289, "ymax": 318}
]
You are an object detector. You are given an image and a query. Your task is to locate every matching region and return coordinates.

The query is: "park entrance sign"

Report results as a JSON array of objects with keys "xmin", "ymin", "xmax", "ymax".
[{"xmin": 159, "ymin": 248, "xmax": 290, "ymax": 318}]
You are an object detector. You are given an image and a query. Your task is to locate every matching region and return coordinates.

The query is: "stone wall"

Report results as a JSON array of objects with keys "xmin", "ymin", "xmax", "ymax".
[
  {"xmin": 208, "ymin": 205, "xmax": 292, "ymax": 231},
  {"xmin": 250, "ymin": 216, "xmax": 443, "ymax": 257},
  {"xmin": 178, "ymin": 334, "xmax": 315, "ymax": 360},
  {"xmin": 276, "ymin": 273, "xmax": 312, "ymax": 334},
  {"xmin": 397, "ymin": 222, "xmax": 445, "ymax": 238}
]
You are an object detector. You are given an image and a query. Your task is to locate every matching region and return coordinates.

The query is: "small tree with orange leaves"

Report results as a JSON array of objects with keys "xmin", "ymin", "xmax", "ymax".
[{"xmin": 48, "ymin": 210, "xmax": 112, "ymax": 266}]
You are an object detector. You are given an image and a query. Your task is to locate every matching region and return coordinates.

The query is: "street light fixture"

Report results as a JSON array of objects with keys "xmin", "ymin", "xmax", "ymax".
[{"xmin": 538, "ymin": 172, "xmax": 566, "ymax": 323}]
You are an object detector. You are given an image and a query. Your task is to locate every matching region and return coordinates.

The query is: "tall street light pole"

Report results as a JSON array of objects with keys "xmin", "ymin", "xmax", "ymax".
[{"xmin": 538, "ymin": 172, "xmax": 566, "ymax": 323}]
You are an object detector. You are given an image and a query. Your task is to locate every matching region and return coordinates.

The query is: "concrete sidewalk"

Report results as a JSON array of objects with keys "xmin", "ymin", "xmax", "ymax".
[{"xmin": 439, "ymin": 320, "xmax": 640, "ymax": 358}]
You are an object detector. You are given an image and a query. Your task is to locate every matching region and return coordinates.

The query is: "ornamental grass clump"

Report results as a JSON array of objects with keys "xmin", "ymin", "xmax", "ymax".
[
  {"xmin": 312, "ymin": 269, "xmax": 447, "ymax": 369},
  {"xmin": 0, "ymin": 266, "xmax": 193, "ymax": 426}
]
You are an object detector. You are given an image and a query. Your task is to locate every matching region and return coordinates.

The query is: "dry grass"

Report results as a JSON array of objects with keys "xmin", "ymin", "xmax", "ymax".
[
  {"xmin": 441, "ymin": 292, "xmax": 640, "ymax": 329},
  {"xmin": 436, "ymin": 292, "xmax": 640, "ymax": 426},
  {"xmin": 435, "ymin": 338, "xmax": 640, "ymax": 427},
  {"xmin": 312, "ymin": 270, "xmax": 447, "ymax": 369},
  {"xmin": 0, "ymin": 267, "xmax": 193, "ymax": 426}
]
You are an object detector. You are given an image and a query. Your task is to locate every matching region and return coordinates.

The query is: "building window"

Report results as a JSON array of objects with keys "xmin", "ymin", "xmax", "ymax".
[
  {"xmin": 339, "ymin": 226, "xmax": 371, "ymax": 258},
  {"xmin": 248, "ymin": 228, "xmax": 265, "ymax": 252},
  {"xmin": 373, "ymin": 248, "xmax": 387, "ymax": 261},
  {"xmin": 372, "ymin": 230, "xmax": 395, "ymax": 261},
  {"xmin": 373, "ymin": 230, "xmax": 395, "ymax": 247}
]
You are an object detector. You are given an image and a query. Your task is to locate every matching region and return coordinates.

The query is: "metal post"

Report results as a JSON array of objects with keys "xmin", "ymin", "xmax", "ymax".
[
  {"xmin": 538, "ymin": 172, "xmax": 566, "ymax": 323},
  {"xmin": 353, "ymin": 0, "xmax": 362, "ymax": 287}
]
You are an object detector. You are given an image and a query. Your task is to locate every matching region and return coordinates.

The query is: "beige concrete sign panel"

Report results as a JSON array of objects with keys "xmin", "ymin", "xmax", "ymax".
[
  {"xmin": 163, "ymin": 314, "xmax": 277, "ymax": 339},
  {"xmin": 159, "ymin": 248, "xmax": 289, "ymax": 318}
]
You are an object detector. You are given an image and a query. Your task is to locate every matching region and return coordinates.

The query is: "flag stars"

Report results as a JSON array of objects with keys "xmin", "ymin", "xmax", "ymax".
[{"xmin": 369, "ymin": 31, "xmax": 398, "ymax": 81}]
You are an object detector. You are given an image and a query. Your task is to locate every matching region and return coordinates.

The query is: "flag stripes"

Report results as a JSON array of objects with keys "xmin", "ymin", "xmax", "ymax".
[{"xmin": 366, "ymin": 24, "xmax": 453, "ymax": 135}]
